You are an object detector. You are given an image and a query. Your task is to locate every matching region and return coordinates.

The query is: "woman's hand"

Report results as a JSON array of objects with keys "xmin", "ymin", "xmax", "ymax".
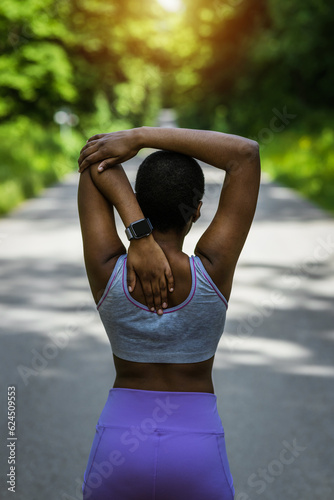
[
  {"xmin": 127, "ymin": 235, "xmax": 174, "ymax": 315},
  {"xmin": 78, "ymin": 128, "xmax": 142, "ymax": 173}
]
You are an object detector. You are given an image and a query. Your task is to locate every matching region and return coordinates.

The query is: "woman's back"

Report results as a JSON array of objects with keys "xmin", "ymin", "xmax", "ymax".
[{"xmin": 98, "ymin": 251, "xmax": 228, "ymax": 393}]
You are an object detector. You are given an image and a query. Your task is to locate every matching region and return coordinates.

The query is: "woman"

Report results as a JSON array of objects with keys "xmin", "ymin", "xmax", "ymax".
[{"xmin": 77, "ymin": 126, "xmax": 260, "ymax": 500}]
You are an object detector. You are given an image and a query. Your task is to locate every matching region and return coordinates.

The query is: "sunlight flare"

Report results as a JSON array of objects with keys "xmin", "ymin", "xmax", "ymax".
[{"xmin": 156, "ymin": 0, "xmax": 183, "ymax": 12}]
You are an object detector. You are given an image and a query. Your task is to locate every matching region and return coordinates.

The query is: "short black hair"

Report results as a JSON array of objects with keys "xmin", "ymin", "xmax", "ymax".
[{"xmin": 135, "ymin": 150, "xmax": 205, "ymax": 233}]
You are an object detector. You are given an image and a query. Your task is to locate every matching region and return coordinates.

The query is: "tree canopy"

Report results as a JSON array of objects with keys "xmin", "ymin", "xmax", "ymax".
[
  {"xmin": 0, "ymin": 0, "xmax": 333, "ymax": 214},
  {"xmin": 1, "ymin": 0, "xmax": 333, "ymax": 133}
]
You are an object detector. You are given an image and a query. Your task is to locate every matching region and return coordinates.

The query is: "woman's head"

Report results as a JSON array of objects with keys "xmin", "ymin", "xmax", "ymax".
[{"xmin": 135, "ymin": 150, "xmax": 205, "ymax": 233}]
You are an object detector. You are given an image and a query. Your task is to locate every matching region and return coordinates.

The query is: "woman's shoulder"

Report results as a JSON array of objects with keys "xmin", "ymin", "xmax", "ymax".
[
  {"xmin": 193, "ymin": 253, "xmax": 229, "ymax": 306},
  {"xmin": 96, "ymin": 253, "xmax": 127, "ymax": 308}
]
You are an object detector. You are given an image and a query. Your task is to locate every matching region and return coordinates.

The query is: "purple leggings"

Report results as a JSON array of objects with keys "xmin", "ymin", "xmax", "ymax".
[{"xmin": 82, "ymin": 388, "xmax": 235, "ymax": 500}]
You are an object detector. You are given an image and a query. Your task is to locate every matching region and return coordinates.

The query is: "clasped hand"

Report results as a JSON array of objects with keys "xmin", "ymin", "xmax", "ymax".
[
  {"xmin": 78, "ymin": 129, "xmax": 140, "ymax": 174},
  {"xmin": 127, "ymin": 237, "xmax": 174, "ymax": 315}
]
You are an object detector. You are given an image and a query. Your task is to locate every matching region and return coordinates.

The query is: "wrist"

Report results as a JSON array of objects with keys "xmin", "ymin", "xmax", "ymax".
[
  {"xmin": 132, "ymin": 126, "xmax": 148, "ymax": 150},
  {"xmin": 129, "ymin": 233, "xmax": 155, "ymax": 246}
]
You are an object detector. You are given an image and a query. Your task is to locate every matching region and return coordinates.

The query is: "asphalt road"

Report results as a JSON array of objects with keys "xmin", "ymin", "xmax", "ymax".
[{"xmin": 0, "ymin": 154, "xmax": 334, "ymax": 500}]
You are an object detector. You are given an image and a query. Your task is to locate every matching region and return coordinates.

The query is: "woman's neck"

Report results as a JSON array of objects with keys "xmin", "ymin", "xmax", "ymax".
[{"xmin": 152, "ymin": 230, "xmax": 186, "ymax": 256}]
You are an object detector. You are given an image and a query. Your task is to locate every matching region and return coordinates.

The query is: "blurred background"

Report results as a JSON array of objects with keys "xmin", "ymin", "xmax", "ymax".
[
  {"xmin": 0, "ymin": 0, "xmax": 333, "ymax": 215},
  {"xmin": 1, "ymin": 2, "xmax": 334, "ymax": 500}
]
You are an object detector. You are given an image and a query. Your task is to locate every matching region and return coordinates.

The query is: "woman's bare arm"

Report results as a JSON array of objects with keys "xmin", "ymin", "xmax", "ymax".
[
  {"xmin": 78, "ymin": 127, "xmax": 260, "ymax": 300},
  {"xmin": 78, "ymin": 127, "xmax": 257, "ymax": 174},
  {"xmin": 78, "ymin": 162, "xmax": 174, "ymax": 313}
]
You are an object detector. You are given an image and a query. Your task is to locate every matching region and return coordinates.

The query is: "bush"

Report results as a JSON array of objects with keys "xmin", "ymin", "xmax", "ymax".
[
  {"xmin": 261, "ymin": 128, "xmax": 334, "ymax": 214},
  {"xmin": 0, "ymin": 116, "xmax": 83, "ymax": 215}
]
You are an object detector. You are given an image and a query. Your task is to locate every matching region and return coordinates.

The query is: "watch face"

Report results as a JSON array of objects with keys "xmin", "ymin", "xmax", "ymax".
[{"xmin": 133, "ymin": 219, "xmax": 151, "ymax": 237}]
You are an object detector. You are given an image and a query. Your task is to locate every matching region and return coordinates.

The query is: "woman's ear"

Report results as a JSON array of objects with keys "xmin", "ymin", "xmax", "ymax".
[{"xmin": 193, "ymin": 201, "xmax": 203, "ymax": 222}]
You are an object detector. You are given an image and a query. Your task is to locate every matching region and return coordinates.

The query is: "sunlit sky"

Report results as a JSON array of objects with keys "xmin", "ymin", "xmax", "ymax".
[{"xmin": 156, "ymin": 0, "xmax": 183, "ymax": 12}]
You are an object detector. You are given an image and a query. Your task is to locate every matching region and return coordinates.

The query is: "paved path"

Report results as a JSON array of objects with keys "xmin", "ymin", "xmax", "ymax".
[{"xmin": 0, "ymin": 155, "xmax": 334, "ymax": 500}]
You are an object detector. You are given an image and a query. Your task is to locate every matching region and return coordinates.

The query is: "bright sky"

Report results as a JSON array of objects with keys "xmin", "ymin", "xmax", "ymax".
[{"xmin": 156, "ymin": 0, "xmax": 183, "ymax": 12}]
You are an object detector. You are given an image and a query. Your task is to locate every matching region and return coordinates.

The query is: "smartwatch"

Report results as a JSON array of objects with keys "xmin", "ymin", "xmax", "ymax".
[{"xmin": 125, "ymin": 218, "xmax": 153, "ymax": 240}]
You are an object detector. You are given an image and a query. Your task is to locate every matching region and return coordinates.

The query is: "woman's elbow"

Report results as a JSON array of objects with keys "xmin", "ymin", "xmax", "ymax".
[{"xmin": 246, "ymin": 140, "xmax": 260, "ymax": 166}]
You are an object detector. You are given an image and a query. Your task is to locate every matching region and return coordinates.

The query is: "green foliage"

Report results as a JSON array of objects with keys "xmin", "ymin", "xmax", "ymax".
[
  {"xmin": 173, "ymin": 0, "xmax": 334, "ymax": 135},
  {"xmin": 0, "ymin": 117, "xmax": 82, "ymax": 214},
  {"xmin": 0, "ymin": 0, "xmax": 164, "ymax": 126},
  {"xmin": 0, "ymin": 0, "xmax": 77, "ymax": 122},
  {"xmin": 262, "ymin": 128, "xmax": 334, "ymax": 214},
  {"xmin": 167, "ymin": 0, "xmax": 334, "ymax": 215},
  {"xmin": 0, "ymin": 0, "xmax": 168, "ymax": 214},
  {"xmin": 0, "ymin": 0, "xmax": 333, "ymax": 215}
]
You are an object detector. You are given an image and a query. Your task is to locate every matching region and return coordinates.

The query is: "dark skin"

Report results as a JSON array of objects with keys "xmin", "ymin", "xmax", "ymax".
[
  {"xmin": 78, "ymin": 127, "xmax": 261, "ymax": 393},
  {"xmin": 113, "ymin": 214, "xmax": 215, "ymax": 393}
]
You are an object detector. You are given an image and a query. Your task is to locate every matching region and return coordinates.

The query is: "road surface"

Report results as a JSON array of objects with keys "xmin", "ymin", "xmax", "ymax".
[{"xmin": 0, "ymin": 152, "xmax": 333, "ymax": 499}]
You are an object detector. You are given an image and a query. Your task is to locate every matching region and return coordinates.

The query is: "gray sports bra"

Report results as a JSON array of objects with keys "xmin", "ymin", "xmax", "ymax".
[{"xmin": 97, "ymin": 254, "xmax": 228, "ymax": 363}]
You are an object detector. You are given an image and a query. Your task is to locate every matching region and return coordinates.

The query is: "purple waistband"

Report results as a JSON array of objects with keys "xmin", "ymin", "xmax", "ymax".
[{"xmin": 97, "ymin": 388, "xmax": 224, "ymax": 433}]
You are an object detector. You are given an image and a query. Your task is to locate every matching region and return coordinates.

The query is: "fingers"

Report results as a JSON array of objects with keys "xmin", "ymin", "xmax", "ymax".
[
  {"xmin": 128, "ymin": 266, "xmax": 163, "ymax": 315},
  {"xmin": 159, "ymin": 279, "xmax": 168, "ymax": 313},
  {"xmin": 78, "ymin": 137, "xmax": 109, "ymax": 172},
  {"xmin": 152, "ymin": 269, "xmax": 174, "ymax": 315},
  {"xmin": 143, "ymin": 266, "xmax": 174, "ymax": 315},
  {"xmin": 79, "ymin": 140, "xmax": 98, "ymax": 157},
  {"xmin": 78, "ymin": 151, "xmax": 114, "ymax": 173},
  {"xmin": 97, "ymin": 159, "xmax": 117, "ymax": 172},
  {"xmin": 78, "ymin": 142, "xmax": 97, "ymax": 161},
  {"xmin": 127, "ymin": 266, "xmax": 137, "ymax": 294},
  {"xmin": 140, "ymin": 275, "xmax": 164, "ymax": 315},
  {"xmin": 151, "ymin": 267, "xmax": 174, "ymax": 315},
  {"xmin": 165, "ymin": 266, "xmax": 174, "ymax": 293},
  {"xmin": 151, "ymin": 279, "xmax": 164, "ymax": 316},
  {"xmin": 87, "ymin": 133, "xmax": 107, "ymax": 143},
  {"xmin": 141, "ymin": 282, "xmax": 156, "ymax": 314},
  {"xmin": 78, "ymin": 143, "xmax": 99, "ymax": 172}
]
